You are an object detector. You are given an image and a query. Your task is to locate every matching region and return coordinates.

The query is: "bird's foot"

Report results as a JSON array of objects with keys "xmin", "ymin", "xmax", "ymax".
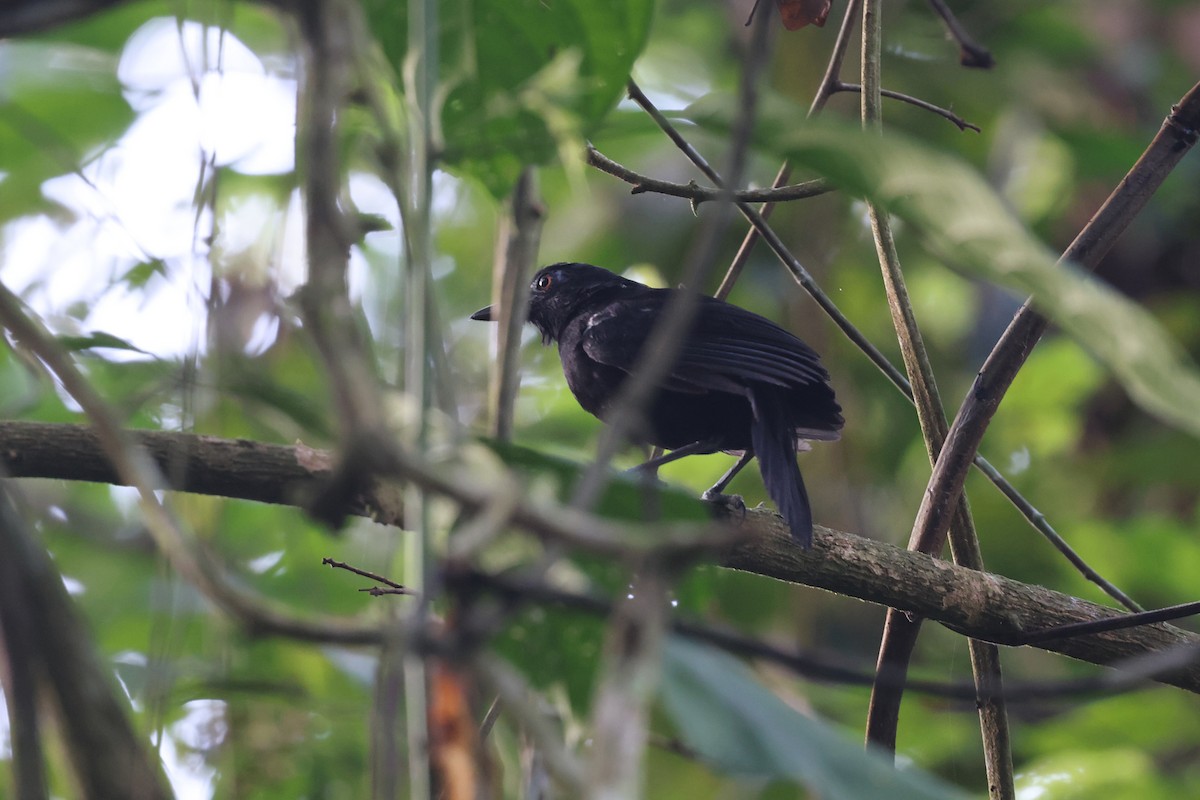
[
  {"xmin": 625, "ymin": 463, "xmax": 667, "ymax": 488},
  {"xmin": 701, "ymin": 489, "xmax": 747, "ymax": 521}
]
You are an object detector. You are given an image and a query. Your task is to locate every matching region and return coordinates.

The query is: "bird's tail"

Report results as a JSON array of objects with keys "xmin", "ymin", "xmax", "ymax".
[{"xmin": 750, "ymin": 391, "xmax": 814, "ymax": 548}]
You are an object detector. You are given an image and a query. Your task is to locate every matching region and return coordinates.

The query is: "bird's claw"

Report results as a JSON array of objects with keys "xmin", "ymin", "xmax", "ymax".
[
  {"xmin": 702, "ymin": 490, "xmax": 747, "ymax": 521},
  {"xmin": 625, "ymin": 463, "xmax": 667, "ymax": 488}
]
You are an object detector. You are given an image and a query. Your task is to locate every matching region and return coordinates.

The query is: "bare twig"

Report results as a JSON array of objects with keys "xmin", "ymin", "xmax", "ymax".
[
  {"xmin": 586, "ymin": 146, "xmax": 830, "ymax": 204},
  {"xmin": 479, "ymin": 697, "xmax": 502, "ymax": 741},
  {"xmin": 324, "ymin": 557, "xmax": 416, "ymax": 595},
  {"xmin": 832, "ymin": 82, "xmax": 980, "ymax": 131},
  {"xmin": 926, "ymin": 0, "xmax": 994, "ymax": 68},
  {"xmin": 1019, "ymin": 599, "xmax": 1200, "ymax": 645}
]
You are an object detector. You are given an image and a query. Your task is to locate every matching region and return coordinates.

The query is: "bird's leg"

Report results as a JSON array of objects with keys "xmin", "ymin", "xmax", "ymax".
[
  {"xmin": 701, "ymin": 450, "xmax": 754, "ymax": 517},
  {"xmin": 703, "ymin": 450, "xmax": 754, "ymax": 496},
  {"xmin": 626, "ymin": 439, "xmax": 719, "ymax": 480}
]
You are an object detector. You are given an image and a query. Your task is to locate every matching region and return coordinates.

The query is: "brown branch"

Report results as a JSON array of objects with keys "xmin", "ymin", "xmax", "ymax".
[
  {"xmin": 724, "ymin": 512, "xmax": 1200, "ymax": 694},
  {"xmin": 0, "ymin": 420, "xmax": 396, "ymax": 522},
  {"xmin": 0, "ymin": 420, "xmax": 738, "ymax": 560},
  {"xmin": 832, "ymin": 82, "xmax": 980, "ymax": 132},
  {"xmin": 4, "ymin": 420, "xmax": 1200, "ymax": 692},
  {"xmin": 585, "ymin": 146, "xmax": 831, "ymax": 204}
]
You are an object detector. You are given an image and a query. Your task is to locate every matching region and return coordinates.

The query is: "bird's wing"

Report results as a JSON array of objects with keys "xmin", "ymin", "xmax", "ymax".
[{"xmin": 580, "ymin": 294, "xmax": 828, "ymax": 392}]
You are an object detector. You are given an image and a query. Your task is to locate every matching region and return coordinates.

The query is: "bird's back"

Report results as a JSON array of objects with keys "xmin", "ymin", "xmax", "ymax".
[{"xmin": 556, "ymin": 286, "xmax": 842, "ymax": 451}]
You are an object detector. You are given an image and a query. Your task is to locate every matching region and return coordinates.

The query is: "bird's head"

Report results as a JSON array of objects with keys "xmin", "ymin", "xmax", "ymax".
[{"xmin": 471, "ymin": 262, "xmax": 638, "ymax": 344}]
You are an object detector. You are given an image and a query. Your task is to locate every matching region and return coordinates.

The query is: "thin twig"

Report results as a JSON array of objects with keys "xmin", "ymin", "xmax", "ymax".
[
  {"xmin": 832, "ymin": 82, "xmax": 980, "ymax": 131},
  {"xmin": 608, "ymin": 164, "xmax": 831, "ymax": 204},
  {"xmin": 715, "ymin": 0, "xmax": 861, "ymax": 301},
  {"xmin": 479, "ymin": 697, "xmax": 502, "ymax": 741},
  {"xmin": 324, "ymin": 557, "xmax": 417, "ymax": 595},
  {"xmin": 926, "ymin": 0, "xmax": 994, "ymax": 68},
  {"xmin": 1019, "ymin": 599, "xmax": 1200, "ymax": 645}
]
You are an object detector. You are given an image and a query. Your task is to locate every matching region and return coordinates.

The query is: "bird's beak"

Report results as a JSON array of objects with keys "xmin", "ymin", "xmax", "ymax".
[{"xmin": 470, "ymin": 305, "xmax": 494, "ymax": 321}]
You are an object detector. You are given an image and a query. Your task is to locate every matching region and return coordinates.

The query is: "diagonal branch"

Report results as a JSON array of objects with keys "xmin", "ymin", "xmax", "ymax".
[{"xmin": 926, "ymin": 0, "xmax": 994, "ymax": 68}]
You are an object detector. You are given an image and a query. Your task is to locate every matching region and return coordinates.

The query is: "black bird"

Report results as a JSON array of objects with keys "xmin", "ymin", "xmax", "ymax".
[{"xmin": 472, "ymin": 262, "xmax": 843, "ymax": 547}]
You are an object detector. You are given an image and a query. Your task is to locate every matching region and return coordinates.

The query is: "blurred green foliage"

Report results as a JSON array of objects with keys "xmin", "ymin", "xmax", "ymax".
[{"xmin": 2, "ymin": 0, "xmax": 1200, "ymax": 797}]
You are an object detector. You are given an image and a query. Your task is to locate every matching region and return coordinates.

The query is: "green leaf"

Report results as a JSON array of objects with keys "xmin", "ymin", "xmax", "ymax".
[
  {"xmin": 118, "ymin": 260, "xmax": 168, "ymax": 290},
  {"xmin": 56, "ymin": 331, "xmax": 149, "ymax": 354},
  {"xmin": 363, "ymin": 0, "xmax": 654, "ymax": 196},
  {"xmin": 660, "ymin": 637, "xmax": 968, "ymax": 799},
  {"xmin": 0, "ymin": 41, "xmax": 134, "ymax": 222}
]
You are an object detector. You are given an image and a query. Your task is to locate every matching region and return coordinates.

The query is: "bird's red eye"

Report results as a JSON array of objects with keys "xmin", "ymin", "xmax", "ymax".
[{"xmin": 535, "ymin": 274, "xmax": 553, "ymax": 291}]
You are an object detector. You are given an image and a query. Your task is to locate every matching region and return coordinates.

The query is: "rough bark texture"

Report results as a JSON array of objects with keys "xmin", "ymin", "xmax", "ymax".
[{"xmin": 723, "ymin": 512, "xmax": 1200, "ymax": 693}]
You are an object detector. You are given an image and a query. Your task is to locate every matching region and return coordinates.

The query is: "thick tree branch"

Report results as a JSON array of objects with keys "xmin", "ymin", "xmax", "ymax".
[
  {"xmin": 724, "ymin": 513, "xmax": 1200, "ymax": 695},
  {"xmin": 3, "ymin": 420, "xmax": 1199, "ymax": 693},
  {"xmin": 0, "ymin": 420, "xmax": 392, "ymax": 521}
]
